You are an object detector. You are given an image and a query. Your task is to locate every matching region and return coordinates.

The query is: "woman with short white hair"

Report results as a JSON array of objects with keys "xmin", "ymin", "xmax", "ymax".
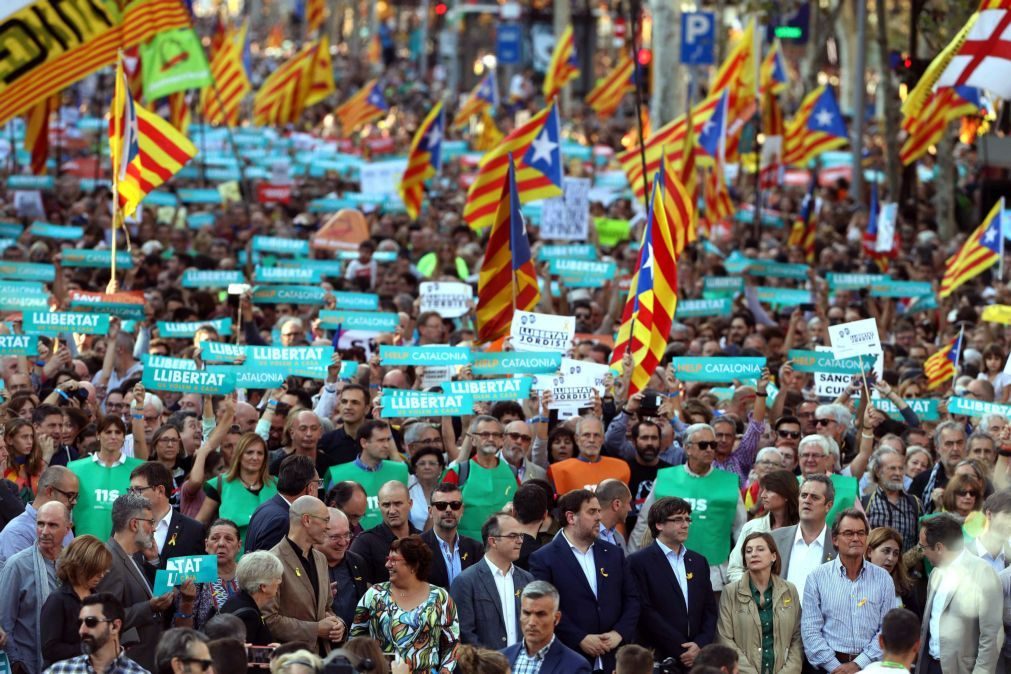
[{"xmin": 221, "ymin": 550, "xmax": 283, "ymax": 645}]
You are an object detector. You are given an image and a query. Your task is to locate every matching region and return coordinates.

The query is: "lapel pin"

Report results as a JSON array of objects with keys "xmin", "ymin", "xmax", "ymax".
[
  {"xmin": 783, "ymin": 597, "xmax": 792, "ymax": 606},
  {"xmin": 462, "ymin": 553, "xmax": 468, "ymax": 561},
  {"xmin": 295, "ymin": 567, "xmax": 302, "ymax": 577},
  {"xmin": 600, "ymin": 568, "xmax": 608, "ymax": 577},
  {"xmin": 168, "ymin": 533, "xmax": 178, "ymax": 547},
  {"xmin": 857, "ymin": 598, "xmax": 867, "ymax": 607},
  {"xmin": 515, "ymin": 590, "xmax": 521, "ymax": 597},
  {"xmin": 686, "ymin": 572, "xmax": 694, "ymax": 580}
]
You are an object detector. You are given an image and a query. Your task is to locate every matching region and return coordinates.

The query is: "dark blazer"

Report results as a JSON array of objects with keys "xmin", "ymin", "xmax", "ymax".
[
  {"xmin": 221, "ymin": 589, "xmax": 274, "ymax": 646},
  {"xmin": 628, "ymin": 542, "xmax": 718, "ymax": 662},
  {"xmin": 97, "ymin": 538, "xmax": 161, "ymax": 672},
  {"xmin": 244, "ymin": 494, "xmax": 291, "ymax": 553},
  {"xmin": 0, "ymin": 480, "xmax": 24, "ymax": 530},
  {"xmin": 40, "ymin": 583, "xmax": 82, "ymax": 669},
  {"xmin": 529, "ymin": 534, "xmax": 639, "ymax": 673},
  {"xmin": 501, "ymin": 637, "xmax": 592, "ymax": 674},
  {"xmin": 138, "ymin": 510, "xmax": 207, "ymax": 586},
  {"xmin": 329, "ymin": 550, "xmax": 370, "ymax": 627},
  {"xmin": 420, "ymin": 529, "xmax": 484, "ymax": 589},
  {"xmin": 451, "ymin": 558, "xmax": 534, "ymax": 648},
  {"xmin": 349, "ymin": 522, "xmax": 421, "ymax": 584}
]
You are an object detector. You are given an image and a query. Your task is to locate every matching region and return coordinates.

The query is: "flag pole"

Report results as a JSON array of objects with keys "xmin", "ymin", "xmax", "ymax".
[
  {"xmin": 110, "ymin": 51, "xmax": 122, "ymax": 288},
  {"xmin": 625, "ymin": 0, "xmax": 650, "ymax": 211},
  {"xmin": 55, "ymin": 97, "xmax": 62, "ymax": 179},
  {"xmin": 7, "ymin": 122, "xmax": 17, "ymax": 174},
  {"xmin": 999, "ymin": 197, "xmax": 1006, "ymax": 282}
]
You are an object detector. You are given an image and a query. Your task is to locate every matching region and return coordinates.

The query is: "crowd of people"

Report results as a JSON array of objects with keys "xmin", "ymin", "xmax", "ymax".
[{"xmin": 1, "ymin": 10, "xmax": 1011, "ymax": 674}]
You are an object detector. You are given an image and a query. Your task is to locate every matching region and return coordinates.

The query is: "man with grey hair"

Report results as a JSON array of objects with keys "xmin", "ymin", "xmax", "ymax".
[
  {"xmin": 500, "ymin": 580, "xmax": 592, "ymax": 673},
  {"xmin": 863, "ymin": 447, "xmax": 921, "ymax": 551},
  {"xmin": 278, "ymin": 317, "xmax": 306, "ymax": 347},
  {"xmin": 967, "ymin": 431, "xmax": 998, "ymax": 470},
  {"xmin": 264, "ymin": 495, "xmax": 342, "ymax": 655},
  {"xmin": 155, "ymin": 628, "xmax": 214, "ymax": 674},
  {"xmin": 0, "ymin": 501, "xmax": 73, "ymax": 674},
  {"xmin": 815, "ymin": 403, "xmax": 855, "ymax": 463},
  {"xmin": 981, "ymin": 413, "xmax": 1007, "ymax": 440},
  {"xmin": 0, "ymin": 465, "xmax": 77, "ymax": 562},
  {"xmin": 550, "ymin": 415, "xmax": 631, "ymax": 495},
  {"xmin": 630, "ymin": 423, "xmax": 746, "ymax": 592},
  {"xmin": 93, "ymin": 330, "xmax": 143, "ymax": 396},
  {"xmin": 446, "ymin": 415, "xmax": 519, "ymax": 539},
  {"xmin": 911, "ymin": 420, "xmax": 966, "ymax": 514},
  {"xmin": 97, "ymin": 493, "xmax": 176, "ymax": 671},
  {"xmin": 798, "ymin": 434, "xmax": 861, "ymax": 526},
  {"xmin": 319, "ymin": 508, "xmax": 367, "ymax": 627},
  {"xmin": 502, "ymin": 420, "xmax": 546, "ymax": 483}
]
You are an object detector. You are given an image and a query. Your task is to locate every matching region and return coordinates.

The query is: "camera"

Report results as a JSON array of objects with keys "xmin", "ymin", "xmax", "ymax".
[{"xmin": 639, "ymin": 389, "xmax": 665, "ymax": 418}]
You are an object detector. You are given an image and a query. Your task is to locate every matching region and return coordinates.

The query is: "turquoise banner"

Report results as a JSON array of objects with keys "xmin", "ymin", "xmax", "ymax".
[
  {"xmin": 248, "ymin": 346, "xmax": 332, "ymax": 379},
  {"xmin": 0, "ymin": 281, "xmax": 46, "ymax": 296},
  {"xmin": 947, "ymin": 397, "xmax": 1011, "ymax": 418},
  {"xmin": 68, "ymin": 299, "xmax": 144, "ymax": 320},
  {"xmin": 668, "ymin": 357, "xmax": 767, "ymax": 382},
  {"xmin": 200, "ymin": 342, "xmax": 246, "ymax": 363},
  {"xmin": 0, "ymin": 335, "xmax": 38, "ymax": 356},
  {"xmin": 447, "ymin": 378, "xmax": 533, "ymax": 401},
  {"xmin": 382, "ymin": 393, "xmax": 475, "ymax": 418},
  {"xmin": 144, "ymin": 192, "xmax": 179, "ymax": 207},
  {"xmin": 0, "ymin": 222, "xmax": 23, "ymax": 238},
  {"xmin": 143, "ymin": 355, "xmax": 196, "ymax": 370},
  {"xmin": 0, "ymin": 295, "xmax": 49, "ymax": 311},
  {"xmin": 702, "ymin": 277, "xmax": 744, "ymax": 296},
  {"xmin": 336, "ymin": 250, "xmax": 397, "ymax": 262},
  {"xmin": 549, "ymin": 259, "xmax": 616, "ymax": 279},
  {"xmin": 788, "ymin": 350, "xmax": 867, "ymax": 375},
  {"xmin": 254, "ymin": 266, "xmax": 322, "ymax": 284},
  {"xmin": 251, "ymin": 236, "xmax": 309, "ymax": 256},
  {"xmin": 379, "ymin": 345, "xmax": 472, "ymax": 366},
  {"xmin": 870, "ymin": 280, "xmax": 934, "ymax": 298},
  {"xmin": 675, "ymin": 298, "xmax": 733, "ymax": 318},
  {"xmin": 308, "ymin": 197, "xmax": 355, "ymax": 212},
  {"xmin": 827, "ymin": 273, "xmax": 889, "ymax": 291},
  {"xmin": 29, "ymin": 222, "xmax": 82, "ymax": 240},
  {"xmin": 61, "ymin": 249, "xmax": 134, "ymax": 269},
  {"xmin": 318, "ymin": 310, "xmax": 399, "ymax": 332},
  {"xmin": 208, "ymin": 365, "xmax": 285, "ymax": 389},
  {"xmin": 181, "ymin": 270, "xmax": 245, "ymax": 288},
  {"xmin": 153, "ymin": 555, "xmax": 218, "ymax": 595},
  {"xmin": 7, "ymin": 175, "xmax": 54, "ymax": 190},
  {"xmin": 187, "ymin": 212, "xmax": 216, "ymax": 229},
  {"xmin": 0, "ymin": 261, "xmax": 55, "ymax": 281},
  {"xmin": 906, "ymin": 295, "xmax": 939, "ymax": 314},
  {"xmin": 331, "ymin": 292, "xmax": 380, "ymax": 311},
  {"xmin": 277, "ymin": 258, "xmax": 344, "ymax": 277},
  {"xmin": 157, "ymin": 317, "xmax": 233, "ymax": 338},
  {"xmin": 471, "ymin": 351, "xmax": 562, "ymax": 375},
  {"xmin": 756, "ymin": 287, "xmax": 812, "ymax": 306},
  {"xmin": 143, "ymin": 364, "xmax": 236, "ymax": 395},
  {"xmin": 23, "ymin": 311, "xmax": 110, "ymax": 335},
  {"xmin": 745, "ymin": 260, "xmax": 810, "ymax": 279},
  {"xmin": 177, "ymin": 189, "xmax": 223, "ymax": 204},
  {"xmin": 872, "ymin": 397, "xmax": 940, "ymax": 422},
  {"xmin": 537, "ymin": 244, "xmax": 596, "ymax": 261},
  {"xmin": 251, "ymin": 285, "xmax": 326, "ymax": 305}
]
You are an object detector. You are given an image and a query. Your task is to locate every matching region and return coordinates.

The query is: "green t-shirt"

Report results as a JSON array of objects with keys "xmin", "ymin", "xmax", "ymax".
[
  {"xmin": 457, "ymin": 459, "xmax": 517, "ymax": 540},
  {"xmin": 325, "ymin": 460, "xmax": 408, "ymax": 531},
  {"xmin": 69, "ymin": 455, "xmax": 146, "ymax": 540},
  {"xmin": 652, "ymin": 465, "xmax": 740, "ymax": 566},
  {"xmin": 215, "ymin": 475, "xmax": 278, "ymax": 544},
  {"xmin": 827, "ymin": 474, "xmax": 858, "ymax": 527}
]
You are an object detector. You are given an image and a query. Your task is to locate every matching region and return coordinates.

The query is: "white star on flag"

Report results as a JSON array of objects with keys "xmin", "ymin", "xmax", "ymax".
[
  {"xmin": 642, "ymin": 243, "xmax": 655, "ymax": 275},
  {"xmin": 426, "ymin": 123, "xmax": 442, "ymax": 149},
  {"xmin": 814, "ymin": 108, "xmax": 834, "ymax": 128},
  {"xmin": 702, "ymin": 118, "xmax": 715, "ymax": 135},
  {"xmin": 984, "ymin": 226, "xmax": 998, "ymax": 244},
  {"xmin": 528, "ymin": 132, "xmax": 557, "ymax": 165}
]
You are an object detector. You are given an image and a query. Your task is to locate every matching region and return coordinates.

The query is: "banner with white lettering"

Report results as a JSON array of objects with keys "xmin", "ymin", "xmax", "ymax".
[{"xmin": 539, "ymin": 177, "xmax": 591, "ymax": 241}]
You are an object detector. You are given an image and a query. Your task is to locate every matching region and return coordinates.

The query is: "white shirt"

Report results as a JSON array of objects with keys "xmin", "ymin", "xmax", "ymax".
[
  {"xmin": 484, "ymin": 556, "xmax": 519, "ymax": 646},
  {"xmin": 859, "ymin": 662, "xmax": 910, "ymax": 674},
  {"xmin": 929, "ymin": 551, "xmax": 965, "ymax": 658},
  {"xmin": 974, "ymin": 537, "xmax": 1006, "ymax": 574},
  {"xmin": 786, "ymin": 524, "xmax": 827, "ymax": 607},
  {"xmin": 655, "ymin": 539, "xmax": 689, "ymax": 610},
  {"xmin": 153, "ymin": 507, "xmax": 173, "ymax": 554},
  {"xmin": 562, "ymin": 532, "xmax": 598, "ymax": 598}
]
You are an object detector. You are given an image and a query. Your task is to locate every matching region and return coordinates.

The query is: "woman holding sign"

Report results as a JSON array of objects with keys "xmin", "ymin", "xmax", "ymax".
[
  {"xmin": 172, "ymin": 519, "xmax": 243, "ymax": 630},
  {"xmin": 196, "ymin": 433, "xmax": 277, "ymax": 544}
]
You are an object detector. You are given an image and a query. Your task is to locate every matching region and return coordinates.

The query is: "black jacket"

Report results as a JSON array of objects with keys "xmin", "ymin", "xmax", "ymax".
[
  {"xmin": 348, "ymin": 521, "xmax": 421, "ymax": 584},
  {"xmin": 138, "ymin": 510, "xmax": 207, "ymax": 586},
  {"xmin": 245, "ymin": 494, "xmax": 291, "ymax": 553},
  {"xmin": 221, "ymin": 589, "xmax": 274, "ymax": 646},
  {"xmin": 420, "ymin": 529, "xmax": 484, "ymax": 589},
  {"xmin": 40, "ymin": 583, "xmax": 83, "ymax": 669},
  {"xmin": 329, "ymin": 550, "xmax": 370, "ymax": 626},
  {"xmin": 0, "ymin": 479, "xmax": 24, "ymax": 528}
]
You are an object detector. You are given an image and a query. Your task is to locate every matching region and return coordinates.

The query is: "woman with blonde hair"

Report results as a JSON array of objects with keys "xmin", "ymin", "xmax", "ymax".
[{"xmin": 196, "ymin": 433, "xmax": 277, "ymax": 543}]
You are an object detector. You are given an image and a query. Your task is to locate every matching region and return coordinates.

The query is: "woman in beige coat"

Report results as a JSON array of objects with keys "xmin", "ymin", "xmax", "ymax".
[{"xmin": 716, "ymin": 532, "xmax": 803, "ymax": 674}]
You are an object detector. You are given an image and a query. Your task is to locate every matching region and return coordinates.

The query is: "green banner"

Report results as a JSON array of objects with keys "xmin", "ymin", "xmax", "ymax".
[
  {"xmin": 675, "ymin": 298, "xmax": 733, "ymax": 318},
  {"xmin": 947, "ymin": 397, "xmax": 1011, "ymax": 418},
  {"xmin": 788, "ymin": 350, "xmax": 867, "ymax": 375},
  {"xmin": 668, "ymin": 357, "xmax": 767, "ymax": 382},
  {"xmin": 140, "ymin": 27, "xmax": 212, "ymax": 99}
]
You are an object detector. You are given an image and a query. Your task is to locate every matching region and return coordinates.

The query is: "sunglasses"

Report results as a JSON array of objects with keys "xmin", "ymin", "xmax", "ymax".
[
  {"xmin": 182, "ymin": 658, "xmax": 214, "ymax": 672},
  {"xmin": 78, "ymin": 616, "xmax": 112, "ymax": 628},
  {"xmin": 957, "ymin": 490, "xmax": 979, "ymax": 497},
  {"xmin": 692, "ymin": 441, "xmax": 718, "ymax": 450},
  {"xmin": 777, "ymin": 430, "xmax": 801, "ymax": 439},
  {"xmin": 432, "ymin": 501, "xmax": 463, "ymax": 511},
  {"xmin": 507, "ymin": 432, "xmax": 532, "ymax": 442},
  {"xmin": 815, "ymin": 418, "xmax": 833, "ymax": 426}
]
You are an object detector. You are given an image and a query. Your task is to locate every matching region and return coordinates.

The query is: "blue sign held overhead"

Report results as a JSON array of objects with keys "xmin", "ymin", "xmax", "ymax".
[
  {"xmin": 680, "ymin": 11, "xmax": 716, "ymax": 65},
  {"xmin": 497, "ymin": 23, "xmax": 523, "ymax": 66}
]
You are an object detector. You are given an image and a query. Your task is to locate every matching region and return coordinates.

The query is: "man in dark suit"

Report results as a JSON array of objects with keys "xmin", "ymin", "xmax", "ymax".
[
  {"xmin": 628, "ymin": 496, "xmax": 717, "ymax": 671},
  {"xmin": 320, "ymin": 507, "xmax": 369, "ymax": 629},
  {"xmin": 349, "ymin": 481, "xmax": 420, "ymax": 583},
  {"xmin": 421, "ymin": 483, "xmax": 483, "ymax": 589},
  {"xmin": 451, "ymin": 511, "xmax": 533, "ymax": 648},
  {"xmin": 97, "ymin": 493, "xmax": 175, "ymax": 672},
  {"xmin": 245, "ymin": 455, "xmax": 319, "ymax": 553},
  {"xmin": 529, "ymin": 489, "xmax": 639, "ymax": 673},
  {"xmin": 128, "ymin": 463, "xmax": 204, "ymax": 584},
  {"xmin": 501, "ymin": 580, "xmax": 591, "ymax": 674}
]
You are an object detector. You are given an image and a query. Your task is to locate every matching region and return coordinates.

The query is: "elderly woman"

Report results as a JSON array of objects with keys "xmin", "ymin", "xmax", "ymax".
[
  {"xmin": 40, "ymin": 535, "xmax": 113, "ymax": 668},
  {"xmin": 408, "ymin": 446, "xmax": 445, "ymax": 531},
  {"xmin": 717, "ymin": 532, "xmax": 803, "ymax": 674},
  {"xmin": 173, "ymin": 519, "xmax": 243, "ymax": 630},
  {"xmin": 351, "ymin": 535, "xmax": 459, "ymax": 673},
  {"xmin": 221, "ymin": 549, "xmax": 283, "ymax": 645},
  {"xmin": 728, "ymin": 470, "xmax": 800, "ymax": 582}
]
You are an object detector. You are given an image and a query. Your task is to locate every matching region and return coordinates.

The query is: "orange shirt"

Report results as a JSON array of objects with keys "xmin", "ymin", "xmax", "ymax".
[{"xmin": 548, "ymin": 456, "xmax": 631, "ymax": 495}]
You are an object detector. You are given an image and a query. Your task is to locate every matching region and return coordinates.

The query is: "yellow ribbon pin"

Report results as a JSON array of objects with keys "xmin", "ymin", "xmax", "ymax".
[
  {"xmin": 857, "ymin": 598, "xmax": 867, "ymax": 607},
  {"xmin": 295, "ymin": 567, "xmax": 302, "ymax": 577},
  {"xmin": 462, "ymin": 553, "xmax": 468, "ymax": 561},
  {"xmin": 168, "ymin": 533, "xmax": 177, "ymax": 547},
  {"xmin": 783, "ymin": 597, "xmax": 792, "ymax": 606},
  {"xmin": 686, "ymin": 572, "xmax": 693, "ymax": 580},
  {"xmin": 600, "ymin": 568, "xmax": 609, "ymax": 577}
]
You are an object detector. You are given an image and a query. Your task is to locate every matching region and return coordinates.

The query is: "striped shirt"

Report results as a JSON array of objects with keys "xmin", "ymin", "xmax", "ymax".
[
  {"xmin": 512, "ymin": 636, "xmax": 555, "ymax": 674},
  {"xmin": 800, "ymin": 557, "xmax": 894, "ymax": 670}
]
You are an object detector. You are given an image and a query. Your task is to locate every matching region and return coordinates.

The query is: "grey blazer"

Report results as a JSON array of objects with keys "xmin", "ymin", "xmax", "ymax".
[
  {"xmin": 770, "ymin": 524, "xmax": 837, "ymax": 577},
  {"xmin": 450, "ymin": 559, "xmax": 534, "ymax": 649},
  {"xmin": 97, "ymin": 538, "xmax": 161, "ymax": 672},
  {"xmin": 516, "ymin": 460, "xmax": 547, "ymax": 483}
]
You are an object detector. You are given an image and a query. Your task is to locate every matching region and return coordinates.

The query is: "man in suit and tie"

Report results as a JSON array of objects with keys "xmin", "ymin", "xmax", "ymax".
[
  {"xmin": 128, "ymin": 463, "xmax": 204, "ymax": 582},
  {"xmin": 421, "ymin": 484, "xmax": 483, "ymax": 589},
  {"xmin": 595, "ymin": 480, "xmax": 631, "ymax": 552},
  {"xmin": 770, "ymin": 475, "xmax": 837, "ymax": 607},
  {"xmin": 501, "ymin": 581, "xmax": 591, "ymax": 674},
  {"xmin": 451, "ymin": 511, "xmax": 534, "ymax": 648},
  {"xmin": 97, "ymin": 493, "xmax": 176, "ymax": 672},
  {"xmin": 916, "ymin": 512, "xmax": 1003, "ymax": 674},
  {"xmin": 628, "ymin": 496, "xmax": 717, "ymax": 671},
  {"xmin": 503, "ymin": 421, "xmax": 547, "ymax": 483},
  {"xmin": 264, "ymin": 495, "xmax": 343, "ymax": 655},
  {"xmin": 529, "ymin": 489, "xmax": 639, "ymax": 673}
]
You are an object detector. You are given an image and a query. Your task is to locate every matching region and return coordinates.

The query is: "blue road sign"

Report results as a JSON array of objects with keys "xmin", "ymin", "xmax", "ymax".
[
  {"xmin": 680, "ymin": 11, "xmax": 716, "ymax": 65},
  {"xmin": 497, "ymin": 24, "xmax": 523, "ymax": 66}
]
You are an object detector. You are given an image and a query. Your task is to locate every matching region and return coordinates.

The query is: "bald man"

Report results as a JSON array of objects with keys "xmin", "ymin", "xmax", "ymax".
[{"xmin": 349, "ymin": 481, "xmax": 421, "ymax": 583}]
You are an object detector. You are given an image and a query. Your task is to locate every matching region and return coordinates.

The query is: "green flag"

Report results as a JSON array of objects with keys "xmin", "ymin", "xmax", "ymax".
[{"xmin": 140, "ymin": 28, "xmax": 212, "ymax": 100}]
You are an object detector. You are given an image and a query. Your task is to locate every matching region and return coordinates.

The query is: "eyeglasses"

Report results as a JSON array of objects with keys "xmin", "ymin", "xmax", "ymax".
[
  {"xmin": 157, "ymin": 437, "xmax": 180, "ymax": 445},
  {"xmin": 777, "ymin": 430, "xmax": 801, "ymax": 439},
  {"xmin": 328, "ymin": 532, "xmax": 352, "ymax": 542},
  {"xmin": 385, "ymin": 555, "xmax": 405, "ymax": 564},
  {"xmin": 51, "ymin": 486, "xmax": 79, "ymax": 504},
  {"xmin": 181, "ymin": 658, "xmax": 214, "ymax": 672},
  {"xmin": 664, "ymin": 516, "xmax": 692, "ymax": 525},
  {"xmin": 815, "ymin": 418, "xmax": 834, "ymax": 427},
  {"xmin": 471, "ymin": 431, "xmax": 504, "ymax": 440},
  {"xmin": 493, "ymin": 533, "xmax": 525, "ymax": 541},
  {"xmin": 432, "ymin": 501, "xmax": 463, "ymax": 511},
  {"xmin": 78, "ymin": 617, "xmax": 112, "ymax": 628},
  {"xmin": 691, "ymin": 441, "xmax": 718, "ymax": 450},
  {"xmin": 507, "ymin": 432, "xmax": 532, "ymax": 443},
  {"xmin": 128, "ymin": 485, "xmax": 154, "ymax": 495},
  {"xmin": 957, "ymin": 490, "xmax": 979, "ymax": 497},
  {"xmin": 132, "ymin": 517, "xmax": 155, "ymax": 525}
]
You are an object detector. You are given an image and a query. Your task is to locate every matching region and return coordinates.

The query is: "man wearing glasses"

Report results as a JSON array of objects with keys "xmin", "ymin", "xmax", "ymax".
[
  {"xmin": 549, "ymin": 416, "xmax": 630, "ymax": 496},
  {"xmin": 43, "ymin": 594, "xmax": 147, "ymax": 674},
  {"xmin": 445, "ymin": 416, "xmax": 518, "ymax": 540},
  {"xmin": 0, "ymin": 465, "xmax": 77, "ymax": 563},
  {"xmin": 155, "ymin": 628, "xmax": 215, "ymax": 674},
  {"xmin": 128, "ymin": 463, "xmax": 205, "ymax": 580},
  {"xmin": 319, "ymin": 508, "xmax": 368, "ymax": 629},
  {"xmin": 501, "ymin": 420, "xmax": 546, "ymax": 483},
  {"xmin": 421, "ymin": 484, "xmax": 483, "ymax": 589}
]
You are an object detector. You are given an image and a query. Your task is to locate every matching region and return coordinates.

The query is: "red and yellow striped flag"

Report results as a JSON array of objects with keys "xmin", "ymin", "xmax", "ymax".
[
  {"xmin": 924, "ymin": 328, "xmax": 963, "ymax": 390},
  {"xmin": 305, "ymin": 35, "xmax": 336, "ymax": 106},
  {"xmin": 335, "ymin": 79, "xmax": 388, "ymax": 133},
  {"xmin": 306, "ymin": 0, "xmax": 326, "ymax": 35},
  {"xmin": 24, "ymin": 96, "xmax": 56, "ymax": 176},
  {"xmin": 399, "ymin": 102, "xmax": 445, "ymax": 220},
  {"xmin": 900, "ymin": 87, "xmax": 980, "ymax": 166},
  {"xmin": 701, "ymin": 163, "xmax": 734, "ymax": 236},
  {"xmin": 167, "ymin": 92, "xmax": 191, "ymax": 136},
  {"xmin": 202, "ymin": 25, "xmax": 252, "ymax": 126},
  {"xmin": 939, "ymin": 199, "xmax": 1004, "ymax": 298},
  {"xmin": 252, "ymin": 42, "xmax": 319, "ymax": 127},
  {"xmin": 585, "ymin": 53, "xmax": 636, "ymax": 118},
  {"xmin": 544, "ymin": 25, "xmax": 580, "ymax": 100}
]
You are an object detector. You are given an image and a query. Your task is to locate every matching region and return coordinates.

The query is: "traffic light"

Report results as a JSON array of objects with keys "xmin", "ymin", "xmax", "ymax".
[
  {"xmin": 637, "ymin": 48, "xmax": 652, "ymax": 66},
  {"xmin": 434, "ymin": 2, "xmax": 447, "ymax": 15}
]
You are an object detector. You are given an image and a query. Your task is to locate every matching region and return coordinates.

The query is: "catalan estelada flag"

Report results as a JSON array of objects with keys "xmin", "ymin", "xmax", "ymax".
[
  {"xmin": 111, "ymin": 54, "xmax": 197, "ymax": 219},
  {"xmin": 585, "ymin": 53, "xmax": 636, "ymax": 118},
  {"xmin": 305, "ymin": 0, "xmax": 326, "ymax": 35},
  {"xmin": 544, "ymin": 25, "xmax": 580, "ymax": 100},
  {"xmin": 760, "ymin": 41, "xmax": 788, "ymax": 94},
  {"xmin": 784, "ymin": 86, "xmax": 848, "ymax": 166},
  {"xmin": 939, "ymin": 198, "xmax": 1005, "ymax": 298},
  {"xmin": 202, "ymin": 24, "xmax": 252, "ymax": 126},
  {"xmin": 924, "ymin": 327, "xmax": 964, "ymax": 389},
  {"xmin": 701, "ymin": 162, "xmax": 734, "ymax": 236},
  {"xmin": 252, "ymin": 42, "xmax": 318, "ymax": 126},
  {"xmin": 335, "ymin": 79, "xmax": 388, "ymax": 133},
  {"xmin": 453, "ymin": 71, "xmax": 498, "ymax": 129},
  {"xmin": 788, "ymin": 179, "xmax": 817, "ymax": 263},
  {"xmin": 24, "ymin": 96, "xmax": 56, "ymax": 176},
  {"xmin": 610, "ymin": 172, "xmax": 681, "ymax": 394},
  {"xmin": 900, "ymin": 86, "xmax": 980, "ymax": 166},
  {"xmin": 400, "ymin": 102, "xmax": 445, "ymax": 220},
  {"xmin": 476, "ymin": 156, "xmax": 541, "ymax": 343},
  {"xmin": 464, "ymin": 102, "xmax": 563, "ymax": 231}
]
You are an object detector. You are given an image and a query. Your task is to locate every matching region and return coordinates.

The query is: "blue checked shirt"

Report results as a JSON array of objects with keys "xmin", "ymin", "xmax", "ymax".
[
  {"xmin": 512, "ymin": 636, "xmax": 556, "ymax": 674},
  {"xmin": 800, "ymin": 558, "xmax": 895, "ymax": 670},
  {"xmin": 43, "ymin": 651, "xmax": 150, "ymax": 674}
]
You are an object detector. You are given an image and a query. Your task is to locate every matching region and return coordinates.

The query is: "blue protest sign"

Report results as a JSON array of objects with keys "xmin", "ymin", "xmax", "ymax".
[
  {"xmin": 471, "ymin": 351, "xmax": 562, "ymax": 376},
  {"xmin": 153, "ymin": 555, "xmax": 219, "ymax": 595},
  {"xmin": 497, "ymin": 23, "xmax": 523, "ymax": 65},
  {"xmin": 379, "ymin": 345, "xmax": 472, "ymax": 367}
]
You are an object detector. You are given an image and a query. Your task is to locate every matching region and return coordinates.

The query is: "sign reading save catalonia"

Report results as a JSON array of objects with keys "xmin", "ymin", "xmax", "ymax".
[{"xmin": 23, "ymin": 311, "xmax": 110, "ymax": 335}]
